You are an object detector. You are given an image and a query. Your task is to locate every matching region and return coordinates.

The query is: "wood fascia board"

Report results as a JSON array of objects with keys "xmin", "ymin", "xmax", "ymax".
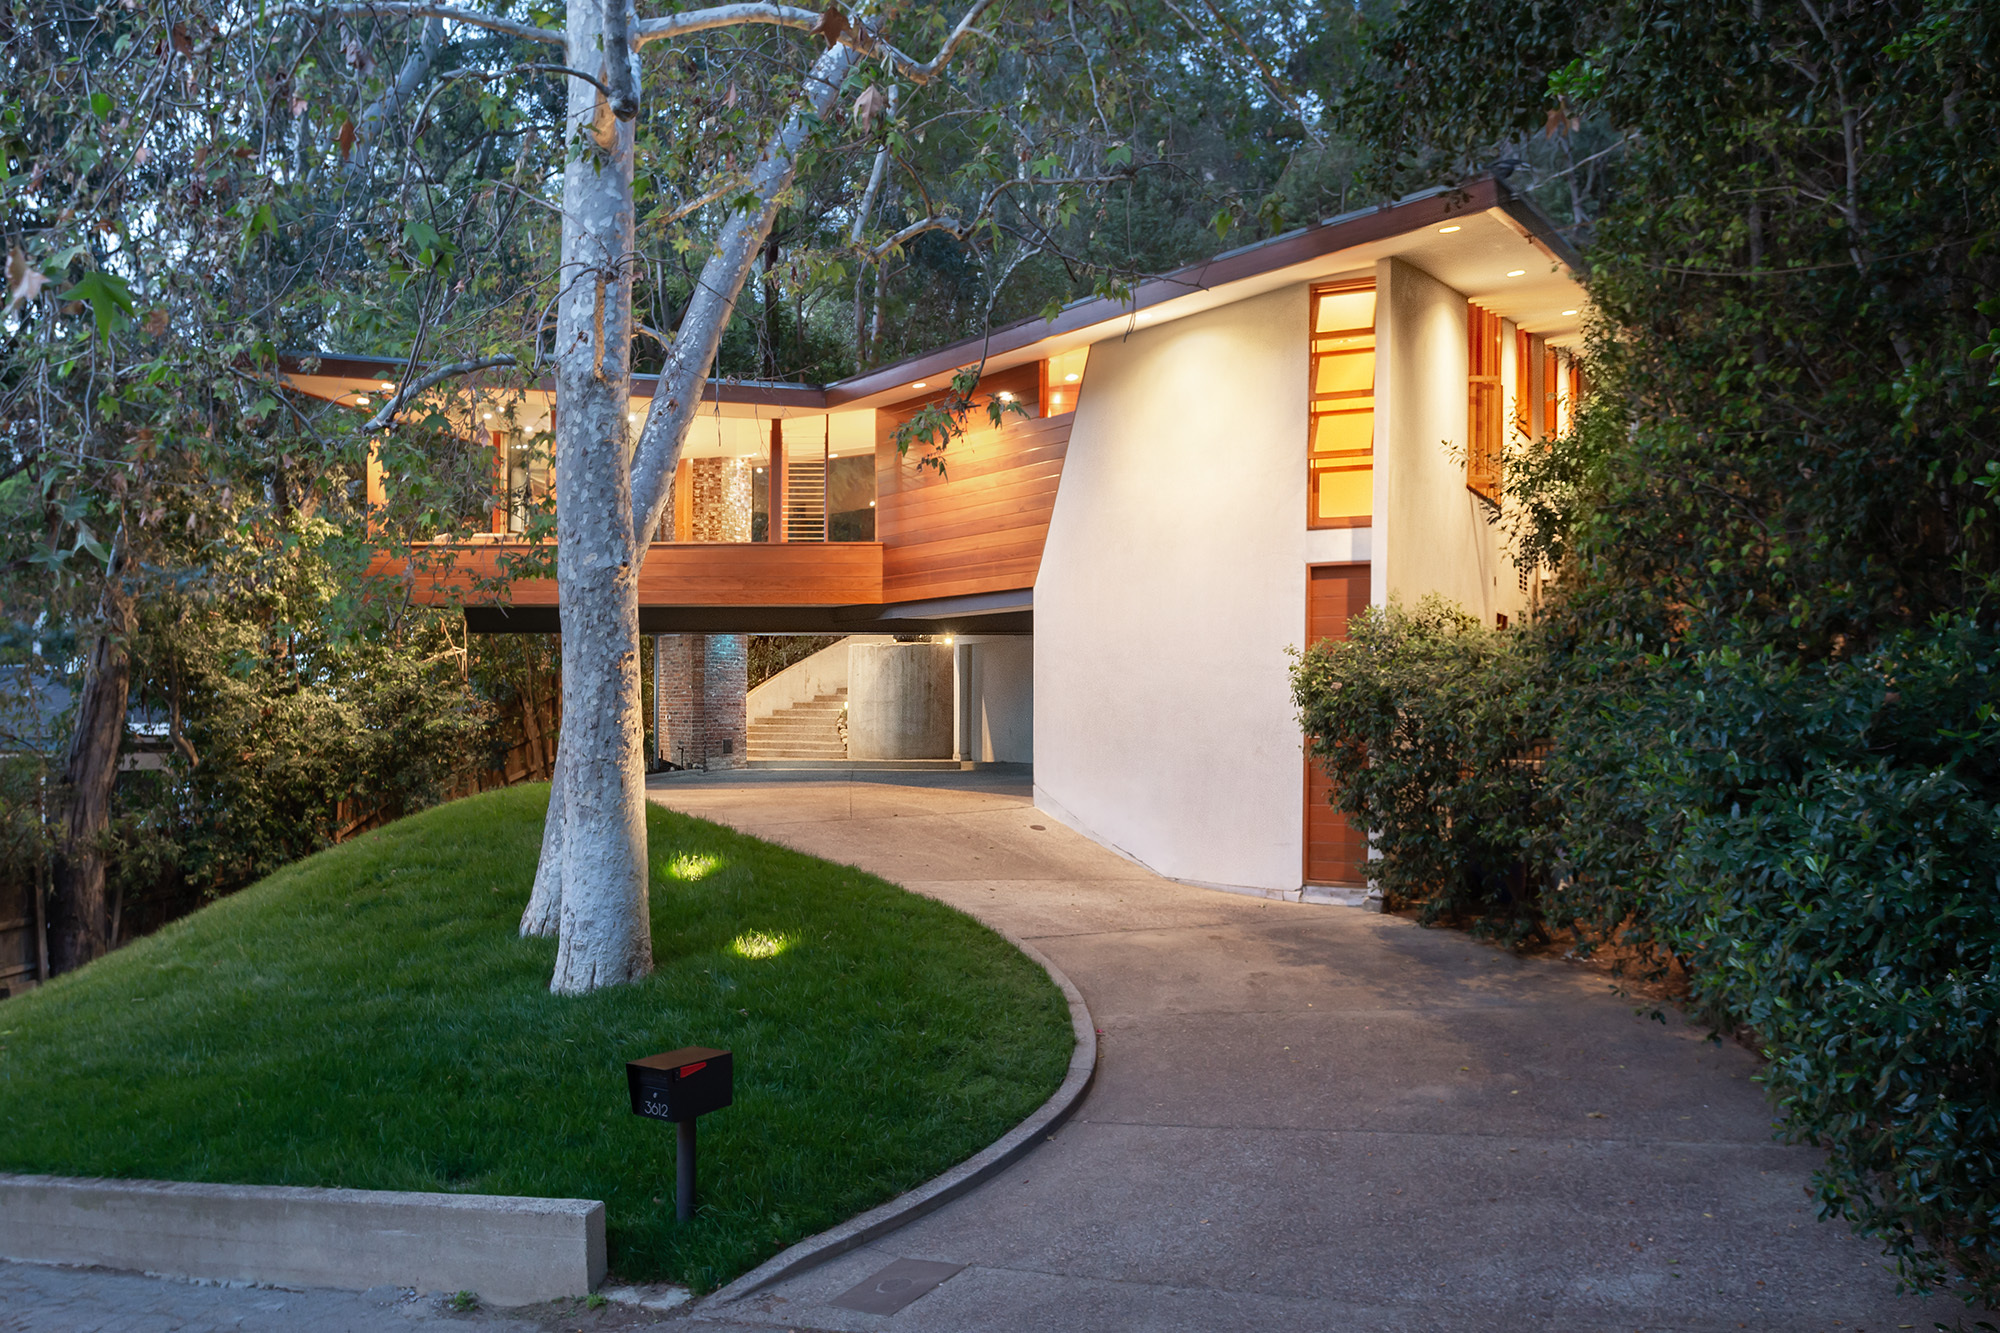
[{"xmin": 824, "ymin": 179, "xmax": 1506, "ymax": 410}]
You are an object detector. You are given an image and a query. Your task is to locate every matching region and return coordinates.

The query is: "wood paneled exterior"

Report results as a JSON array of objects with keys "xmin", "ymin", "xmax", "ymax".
[
  {"xmin": 876, "ymin": 364, "xmax": 1072, "ymax": 602},
  {"xmin": 372, "ymin": 541, "xmax": 883, "ymax": 608},
  {"xmin": 1304, "ymin": 563, "xmax": 1371, "ymax": 887}
]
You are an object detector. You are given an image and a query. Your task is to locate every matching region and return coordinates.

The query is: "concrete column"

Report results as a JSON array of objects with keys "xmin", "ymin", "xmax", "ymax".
[{"xmin": 951, "ymin": 639, "xmax": 972, "ymax": 761}]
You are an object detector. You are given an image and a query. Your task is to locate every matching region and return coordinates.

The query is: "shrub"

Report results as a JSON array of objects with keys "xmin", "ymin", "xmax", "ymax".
[
  {"xmin": 1591, "ymin": 619, "xmax": 2000, "ymax": 1297},
  {"xmin": 1290, "ymin": 596, "xmax": 1554, "ymax": 944}
]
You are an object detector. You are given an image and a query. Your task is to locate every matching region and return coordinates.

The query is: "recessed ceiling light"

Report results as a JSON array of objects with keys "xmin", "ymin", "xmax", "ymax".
[
  {"xmin": 1064, "ymin": 373, "xmax": 1079, "ymax": 382},
  {"xmin": 912, "ymin": 381, "xmax": 927, "ymax": 389},
  {"xmin": 830, "ymin": 452, "xmax": 839, "ymax": 458},
  {"xmin": 1439, "ymin": 225, "xmax": 1462, "ymax": 234},
  {"xmin": 378, "ymin": 381, "xmax": 395, "ymax": 391},
  {"xmin": 1507, "ymin": 269, "xmax": 1526, "ymax": 277},
  {"xmin": 869, "ymin": 500, "xmax": 876, "ymax": 507},
  {"xmin": 1562, "ymin": 308, "xmax": 1578, "ymax": 316},
  {"xmin": 483, "ymin": 412, "xmax": 494, "ymax": 420},
  {"xmin": 997, "ymin": 391, "xmax": 1015, "ymax": 402},
  {"xmin": 355, "ymin": 395, "xmax": 370, "ymax": 405}
]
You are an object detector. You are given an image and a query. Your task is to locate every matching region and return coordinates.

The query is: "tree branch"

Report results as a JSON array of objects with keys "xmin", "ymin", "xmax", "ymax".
[
  {"xmin": 250, "ymin": 3, "xmax": 563, "ymax": 46},
  {"xmin": 363, "ymin": 355, "xmax": 519, "ymax": 431},
  {"xmin": 634, "ymin": 3, "xmax": 819, "ymax": 45}
]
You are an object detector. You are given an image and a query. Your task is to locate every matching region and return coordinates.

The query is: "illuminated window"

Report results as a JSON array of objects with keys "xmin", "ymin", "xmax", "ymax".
[
  {"xmin": 1466, "ymin": 302, "xmax": 1503, "ymax": 506},
  {"xmin": 1042, "ymin": 347, "xmax": 1089, "ymax": 415},
  {"xmin": 1308, "ymin": 281, "xmax": 1375, "ymax": 528}
]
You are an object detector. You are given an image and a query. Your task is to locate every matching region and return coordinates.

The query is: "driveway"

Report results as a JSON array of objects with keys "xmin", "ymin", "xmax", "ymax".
[{"xmin": 650, "ymin": 768, "xmax": 1945, "ymax": 1333}]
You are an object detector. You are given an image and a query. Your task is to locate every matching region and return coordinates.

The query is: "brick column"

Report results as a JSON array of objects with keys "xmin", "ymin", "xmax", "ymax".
[{"xmin": 654, "ymin": 633, "xmax": 748, "ymax": 770}]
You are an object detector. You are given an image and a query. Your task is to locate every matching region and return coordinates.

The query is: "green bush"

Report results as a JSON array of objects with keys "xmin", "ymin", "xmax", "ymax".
[
  {"xmin": 1290, "ymin": 597, "xmax": 1553, "ymax": 944},
  {"xmin": 1570, "ymin": 620, "xmax": 2000, "ymax": 1296}
]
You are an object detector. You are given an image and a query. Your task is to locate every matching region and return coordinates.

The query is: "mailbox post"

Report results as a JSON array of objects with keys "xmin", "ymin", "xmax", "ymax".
[{"xmin": 627, "ymin": 1047, "xmax": 733, "ymax": 1221}]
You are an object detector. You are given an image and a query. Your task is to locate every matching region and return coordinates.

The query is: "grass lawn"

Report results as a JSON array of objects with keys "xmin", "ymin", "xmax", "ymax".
[{"xmin": 0, "ymin": 785, "xmax": 1071, "ymax": 1292}]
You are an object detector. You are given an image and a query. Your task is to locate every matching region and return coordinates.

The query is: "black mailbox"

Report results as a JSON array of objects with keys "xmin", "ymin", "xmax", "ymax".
[
  {"xmin": 627, "ymin": 1047, "xmax": 733, "ymax": 1123},
  {"xmin": 628, "ymin": 1046, "xmax": 733, "ymax": 1221}
]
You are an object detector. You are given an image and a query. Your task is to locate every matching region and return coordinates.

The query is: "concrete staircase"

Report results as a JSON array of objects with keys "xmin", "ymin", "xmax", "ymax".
[{"xmin": 747, "ymin": 688, "xmax": 847, "ymax": 761}]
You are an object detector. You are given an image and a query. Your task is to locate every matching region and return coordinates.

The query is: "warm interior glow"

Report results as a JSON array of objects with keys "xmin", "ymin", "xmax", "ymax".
[{"xmin": 1309, "ymin": 280, "xmax": 1377, "ymax": 526}]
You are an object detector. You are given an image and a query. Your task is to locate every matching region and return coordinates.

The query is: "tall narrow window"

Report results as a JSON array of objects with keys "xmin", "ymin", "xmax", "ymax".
[
  {"xmin": 1466, "ymin": 302, "xmax": 1503, "ymax": 505},
  {"xmin": 1308, "ymin": 281, "xmax": 1375, "ymax": 528}
]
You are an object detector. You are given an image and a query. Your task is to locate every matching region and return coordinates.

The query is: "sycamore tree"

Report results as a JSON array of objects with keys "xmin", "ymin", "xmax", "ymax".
[{"xmin": 314, "ymin": 0, "xmax": 1187, "ymax": 994}]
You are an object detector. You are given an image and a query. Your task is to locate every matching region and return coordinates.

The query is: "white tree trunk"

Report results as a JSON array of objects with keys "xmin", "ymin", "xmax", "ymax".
[
  {"xmin": 542, "ymin": 0, "xmax": 653, "ymax": 993},
  {"xmin": 519, "ymin": 735, "xmax": 566, "ymax": 936}
]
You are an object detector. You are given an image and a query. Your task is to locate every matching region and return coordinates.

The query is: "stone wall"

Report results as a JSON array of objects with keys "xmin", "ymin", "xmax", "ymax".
[
  {"xmin": 655, "ymin": 633, "xmax": 748, "ymax": 770},
  {"xmin": 687, "ymin": 458, "xmax": 754, "ymax": 543}
]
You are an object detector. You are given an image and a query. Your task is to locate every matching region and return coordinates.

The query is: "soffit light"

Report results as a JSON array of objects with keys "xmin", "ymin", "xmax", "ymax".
[
  {"xmin": 912, "ymin": 381, "xmax": 927, "ymax": 389},
  {"xmin": 1064, "ymin": 373, "xmax": 1079, "ymax": 382},
  {"xmin": 997, "ymin": 391, "xmax": 1015, "ymax": 402},
  {"xmin": 378, "ymin": 381, "xmax": 395, "ymax": 391},
  {"xmin": 1438, "ymin": 225, "xmax": 1462, "ymax": 234},
  {"xmin": 1562, "ymin": 309, "xmax": 1578, "ymax": 316},
  {"xmin": 1507, "ymin": 269, "xmax": 1526, "ymax": 277},
  {"xmin": 355, "ymin": 395, "xmax": 370, "ymax": 405}
]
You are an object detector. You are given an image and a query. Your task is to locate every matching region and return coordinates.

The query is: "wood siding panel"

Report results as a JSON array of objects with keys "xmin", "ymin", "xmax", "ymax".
[
  {"xmin": 370, "ymin": 542, "xmax": 883, "ymax": 608},
  {"xmin": 1304, "ymin": 564, "xmax": 1372, "ymax": 887},
  {"xmin": 877, "ymin": 393, "xmax": 1073, "ymax": 603}
]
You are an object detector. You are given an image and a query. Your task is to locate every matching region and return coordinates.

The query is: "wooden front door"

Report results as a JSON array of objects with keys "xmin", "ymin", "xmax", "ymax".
[{"xmin": 1304, "ymin": 564, "xmax": 1371, "ymax": 886}]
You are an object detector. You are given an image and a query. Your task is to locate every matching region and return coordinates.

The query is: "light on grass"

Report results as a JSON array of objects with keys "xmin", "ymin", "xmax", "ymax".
[
  {"xmin": 666, "ymin": 852, "xmax": 722, "ymax": 881},
  {"xmin": 729, "ymin": 931, "xmax": 791, "ymax": 961}
]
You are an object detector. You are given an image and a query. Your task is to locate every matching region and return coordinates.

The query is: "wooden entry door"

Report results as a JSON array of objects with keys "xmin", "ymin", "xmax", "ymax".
[{"xmin": 1304, "ymin": 564, "xmax": 1370, "ymax": 886}]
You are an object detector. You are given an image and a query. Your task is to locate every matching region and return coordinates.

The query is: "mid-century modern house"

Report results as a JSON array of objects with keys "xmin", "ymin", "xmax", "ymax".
[{"xmin": 291, "ymin": 177, "xmax": 1587, "ymax": 900}]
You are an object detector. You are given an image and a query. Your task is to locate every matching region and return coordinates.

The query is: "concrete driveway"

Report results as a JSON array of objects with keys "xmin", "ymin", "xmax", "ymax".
[{"xmin": 651, "ymin": 768, "xmax": 1947, "ymax": 1333}]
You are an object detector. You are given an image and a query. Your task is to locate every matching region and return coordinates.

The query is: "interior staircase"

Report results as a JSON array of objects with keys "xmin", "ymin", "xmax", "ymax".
[{"xmin": 747, "ymin": 688, "xmax": 848, "ymax": 761}]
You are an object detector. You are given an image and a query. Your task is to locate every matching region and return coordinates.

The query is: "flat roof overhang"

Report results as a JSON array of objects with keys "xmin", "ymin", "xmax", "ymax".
[
  {"xmin": 823, "ymin": 178, "xmax": 1587, "ymax": 411},
  {"xmin": 283, "ymin": 177, "xmax": 1584, "ymax": 422}
]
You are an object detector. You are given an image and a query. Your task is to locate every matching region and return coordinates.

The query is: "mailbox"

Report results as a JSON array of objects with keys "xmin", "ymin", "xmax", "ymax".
[{"xmin": 628, "ymin": 1047, "xmax": 733, "ymax": 1123}]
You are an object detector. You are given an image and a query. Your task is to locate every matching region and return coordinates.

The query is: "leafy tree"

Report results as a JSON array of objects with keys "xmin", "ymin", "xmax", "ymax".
[{"xmin": 1336, "ymin": 0, "xmax": 2000, "ymax": 1297}]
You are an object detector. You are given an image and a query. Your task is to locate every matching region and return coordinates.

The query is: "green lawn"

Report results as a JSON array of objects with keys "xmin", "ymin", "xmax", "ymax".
[{"xmin": 0, "ymin": 785, "xmax": 1071, "ymax": 1292}]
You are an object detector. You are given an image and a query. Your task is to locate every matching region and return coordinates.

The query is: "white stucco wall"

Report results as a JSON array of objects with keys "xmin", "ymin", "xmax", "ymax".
[
  {"xmin": 1375, "ymin": 256, "xmax": 1524, "ymax": 626},
  {"xmin": 957, "ymin": 636, "xmax": 1033, "ymax": 763},
  {"xmin": 1034, "ymin": 284, "xmax": 1322, "ymax": 892}
]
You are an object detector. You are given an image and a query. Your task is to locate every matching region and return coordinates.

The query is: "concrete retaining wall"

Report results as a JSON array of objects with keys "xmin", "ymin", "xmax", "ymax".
[
  {"xmin": 744, "ymin": 634, "xmax": 894, "ymax": 723},
  {"xmin": 849, "ymin": 642, "xmax": 952, "ymax": 760},
  {"xmin": 0, "ymin": 1173, "xmax": 605, "ymax": 1307}
]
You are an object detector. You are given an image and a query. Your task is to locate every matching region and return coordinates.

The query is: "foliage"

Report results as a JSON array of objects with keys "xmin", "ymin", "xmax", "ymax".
[
  {"xmin": 1627, "ymin": 623, "xmax": 2000, "ymax": 1295},
  {"xmin": 1291, "ymin": 598, "xmax": 1552, "ymax": 945},
  {"xmin": 1338, "ymin": 0, "xmax": 2000, "ymax": 1298},
  {"xmin": 0, "ymin": 786, "xmax": 1073, "ymax": 1292}
]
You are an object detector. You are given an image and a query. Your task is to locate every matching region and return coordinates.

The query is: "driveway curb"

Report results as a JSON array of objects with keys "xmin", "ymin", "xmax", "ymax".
[{"xmin": 696, "ymin": 930, "xmax": 1096, "ymax": 1311}]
